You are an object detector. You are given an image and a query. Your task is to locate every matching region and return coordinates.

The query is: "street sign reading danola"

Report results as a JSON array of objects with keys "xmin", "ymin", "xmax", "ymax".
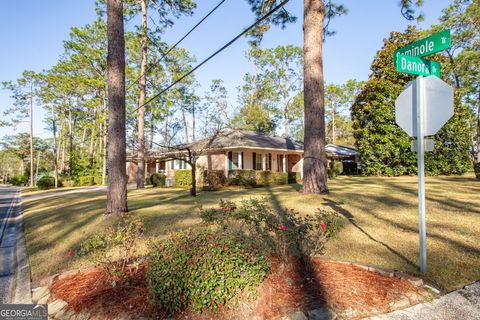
[
  {"xmin": 393, "ymin": 29, "xmax": 453, "ymax": 274},
  {"xmin": 396, "ymin": 55, "xmax": 441, "ymax": 78},
  {"xmin": 394, "ymin": 29, "xmax": 450, "ymax": 78}
]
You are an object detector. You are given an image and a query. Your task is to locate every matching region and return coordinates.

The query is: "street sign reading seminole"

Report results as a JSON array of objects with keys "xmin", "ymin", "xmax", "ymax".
[
  {"xmin": 394, "ymin": 29, "xmax": 450, "ymax": 78},
  {"xmin": 393, "ymin": 29, "xmax": 452, "ymax": 275},
  {"xmin": 394, "ymin": 29, "xmax": 451, "ymax": 62}
]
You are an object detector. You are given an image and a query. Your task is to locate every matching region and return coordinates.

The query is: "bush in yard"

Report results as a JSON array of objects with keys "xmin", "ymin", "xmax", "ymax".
[
  {"xmin": 474, "ymin": 163, "xmax": 480, "ymax": 179},
  {"xmin": 203, "ymin": 170, "xmax": 228, "ymax": 190},
  {"xmin": 299, "ymin": 208, "xmax": 345, "ymax": 256},
  {"xmin": 36, "ymin": 176, "xmax": 62, "ymax": 190},
  {"xmin": 200, "ymin": 198, "xmax": 345, "ymax": 258},
  {"xmin": 332, "ymin": 160, "xmax": 343, "ymax": 175},
  {"xmin": 79, "ymin": 214, "xmax": 145, "ymax": 286},
  {"xmin": 145, "ymin": 175, "xmax": 153, "ymax": 185},
  {"xmin": 61, "ymin": 178, "xmax": 75, "ymax": 187},
  {"xmin": 10, "ymin": 174, "xmax": 28, "ymax": 186},
  {"xmin": 147, "ymin": 227, "xmax": 270, "ymax": 315},
  {"xmin": 93, "ymin": 176, "xmax": 104, "ymax": 185},
  {"xmin": 151, "ymin": 173, "xmax": 166, "ymax": 187},
  {"xmin": 327, "ymin": 168, "xmax": 337, "ymax": 179},
  {"xmin": 174, "ymin": 169, "xmax": 192, "ymax": 186},
  {"xmin": 255, "ymin": 170, "xmax": 274, "ymax": 186},
  {"xmin": 77, "ymin": 175, "xmax": 96, "ymax": 186},
  {"xmin": 273, "ymin": 172, "xmax": 288, "ymax": 185},
  {"xmin": 228, "ymin": 169, "xmax": 256, "ymax": 187}
]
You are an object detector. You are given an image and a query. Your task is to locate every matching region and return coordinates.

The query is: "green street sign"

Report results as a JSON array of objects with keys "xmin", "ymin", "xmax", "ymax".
[
  {"xmin": 394, "ymin": 29, "xmax": 450, "ymax": 64},
  {"xmin": 396, "ymin": 55, "xmax": 441, "ymax": 77}
]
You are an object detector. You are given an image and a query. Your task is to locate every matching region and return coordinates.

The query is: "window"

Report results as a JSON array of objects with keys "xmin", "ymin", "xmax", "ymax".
[
  {"xmin": 255, "ymin": 153, "xmax": 263, "ymax": 170},
  {"xmin": 232, "ymin": 152, "xmax": 239, "ymax": 169},
  {"xmin": 277, "ymin": 155, "xmax": 285, "ymax": 172},
  {"xmin": 229, "ymin": 151, "xmax": 240, "ymax": 170}
]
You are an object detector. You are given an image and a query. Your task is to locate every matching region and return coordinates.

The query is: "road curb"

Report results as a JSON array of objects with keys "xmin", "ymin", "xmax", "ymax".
[{"xmin": 1, "ymin": 188, "xmax": 32, "ymax": 303}]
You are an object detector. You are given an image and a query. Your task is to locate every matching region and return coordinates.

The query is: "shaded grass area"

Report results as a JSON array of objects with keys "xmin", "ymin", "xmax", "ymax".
[{"xmin": 22, "ymin": 174, "xmax": 480, "ymax": 292}]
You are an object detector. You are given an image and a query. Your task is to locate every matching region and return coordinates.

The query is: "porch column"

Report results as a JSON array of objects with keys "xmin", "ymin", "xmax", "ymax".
[
  {"xmin": 155, "ymin": 159, "xmax": 160, "ymax": 173},
  {"xmin": 300, "ymin": 156, "xmax": 303, "ymax": 179},
  {"xmin": 238, "ymin": 151, "xmax": 242, "ymax": 169},
  {"xmin": 166, "ymin": 160, "xmax": 169, "ymax": 176},
  {"xmin": 224, "ymin": 153, "xmax": 229, "ymax": 176},
  {"xmin": 282, "ymin": 154, "xmax": 287, "ymax": 172},
  {"xmin": 262, "ymin": 154, "xmax": 266, "ymax": 170},
  {"xmin": 145, "ymin": 161, "xmax": 149, "ymax": 175}
]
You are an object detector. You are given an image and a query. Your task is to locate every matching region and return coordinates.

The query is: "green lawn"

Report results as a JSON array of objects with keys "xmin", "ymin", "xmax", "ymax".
[{"xmin": 22, "ymin": 174, "xmax": 480, "ymax": 292}]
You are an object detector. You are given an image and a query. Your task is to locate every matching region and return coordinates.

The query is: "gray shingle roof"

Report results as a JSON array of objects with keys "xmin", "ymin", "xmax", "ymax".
[
  {"xmin": 205, "ymin": 129, "xmax": 304, "ymax": 151},
  {"xmin": 142, "ymin": 129, "xmax": 357, "ymax": 159}
]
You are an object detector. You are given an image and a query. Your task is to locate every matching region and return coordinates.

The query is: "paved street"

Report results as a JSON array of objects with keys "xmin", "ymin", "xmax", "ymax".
[
  {"xmin": 367, "ymin": 282, "xmax": 480, "ymax": 320},
  {"xmin": 0, "ymin": 186, "xmax": 30, "ymax": 303}
]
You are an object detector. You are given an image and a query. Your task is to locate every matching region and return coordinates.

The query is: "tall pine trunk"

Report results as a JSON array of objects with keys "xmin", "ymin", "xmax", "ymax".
[
  {"xmin": 136, "ymin": 0, "xmax": 148, "ymax": 189},
  {"xmin": 477, "ymin": 90, "xmax": 480, "ymax": 163},
  {"xmin": 88, "ymin": 107, "xmax": 97, "ymax": 168},
  {"xmin": 61, "ymin": 137, "xmax": 65, "ymax": 173},
  {"xmin": 102, "ymin": 93, "xmax": 107, "ymax": 185},
  {"xmin": 332, "ymin": 107, "xmax": 335, "ymax": 144},
  {"xmin": 68, "ymin": 108, "xmax": 73, "ymax": 176},
  {"xmin": 34, "ymin": 152, "xmax": 40, "ymax": 185},
  {"xmin": 106, "ymin": 0, "xmax": 128, "ymax": 215},
  {"xmin": 29, "ymin": 88, "xmax": 34, "ymax": 187},
  {"xmin": 51, "ymin": 105, "xmax": 58, "ymax": 188},
  {"xmin": 182, "ymin": 102, "xmax": 189, "ymax": 143},
  {"xmin": 192, "ymin": 100, "xmax": 196, "ymax": 141},
  {"xmin": 301, "ymin": 0, "xmax": 328, "ymax": 194}
]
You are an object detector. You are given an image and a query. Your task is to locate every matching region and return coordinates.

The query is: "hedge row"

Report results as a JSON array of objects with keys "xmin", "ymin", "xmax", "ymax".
[
  {"xmin": 474, "ymin": 162, "xmax": 480, "ymax": 180},
  {"xmin": 172, "ymin": 169, "xmax": 294, "ymax": 188},
  {"xmin": 174, "ymin": 169, "xmax": 192, "ymax": 186},
  {"xmin": 172, "ymin": 169, "xmax": 300, "ymax": 188}
]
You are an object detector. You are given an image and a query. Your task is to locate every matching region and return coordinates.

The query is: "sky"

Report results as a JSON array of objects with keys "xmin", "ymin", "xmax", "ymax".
[{"xmin": 0, "ymin": 0, "xmax": 453, "ymax": 139}]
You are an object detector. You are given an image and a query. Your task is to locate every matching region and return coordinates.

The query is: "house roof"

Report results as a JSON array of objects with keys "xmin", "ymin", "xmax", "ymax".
[
  {"xmin": 203, "ymin": 129, "xmax": 304, "ymax": 151},
  {"xmin": 144, "ymin": 129, "xmax": 304, "ymax": 159},
  {"xmin": 140, "ymin": 129, "xmax": 357, "ymax": 159},
  {"xmin": 325, "ymin": 144, "xmax": 358, "ymax": 157}
]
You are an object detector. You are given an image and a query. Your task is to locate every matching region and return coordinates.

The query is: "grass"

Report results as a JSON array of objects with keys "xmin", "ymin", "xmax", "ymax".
[{"xmin": 21, "ymin": 174, "xmax": 480, "ymax": 292}]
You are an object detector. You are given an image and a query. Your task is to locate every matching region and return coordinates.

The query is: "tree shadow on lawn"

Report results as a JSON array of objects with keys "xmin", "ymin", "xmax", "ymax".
[
  {"xmin": 380, "ymin": 179, "xmax": 480, "ymax": 215},
  {"xmin": 348, "ymin": 196, "xmax": 480, "ymax": 256},
  {"xmin": 322, "ymin": 199, "xmax": 419, "ymax": 271},
  {"xmin": 264, "ymin": 187, "xmax": 328, "ymax": 312},
  {"xmin": 325, "ymin": 192, "xmax": 480, "ymax": 290}
]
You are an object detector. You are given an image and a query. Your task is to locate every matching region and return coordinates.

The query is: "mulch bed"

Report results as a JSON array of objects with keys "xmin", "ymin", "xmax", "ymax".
[
  {"xmin": 251, "ymin": 257, "xmax": 428, "ymax": 319},
  {"xmin": 50, "ymin": 258, "xmax": 429, "ymax": 319}
]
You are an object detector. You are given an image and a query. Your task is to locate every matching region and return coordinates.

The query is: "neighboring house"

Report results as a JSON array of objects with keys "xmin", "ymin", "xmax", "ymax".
[{"xmin": 126, "ymin": 129, "xmax": 360, "ymax": 184}]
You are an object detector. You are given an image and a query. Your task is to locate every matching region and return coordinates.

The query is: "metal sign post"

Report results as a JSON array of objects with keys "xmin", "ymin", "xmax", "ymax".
[
  {"xmin": 415, "ymin": 76, "xmax": 427, "ymax": 273},
  {"xmin": 394, "ymin": 29, "xmax": 453, "ymax": 273}
]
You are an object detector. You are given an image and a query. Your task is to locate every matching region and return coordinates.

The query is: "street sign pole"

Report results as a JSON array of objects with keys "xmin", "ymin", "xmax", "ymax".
[
  {"xmin": 415, "ymin": 75, "xmax": 427, "ymax": 273},
  {"xmin": 395, "ymin": 29, "xmax": 453, "ymax": 274}
]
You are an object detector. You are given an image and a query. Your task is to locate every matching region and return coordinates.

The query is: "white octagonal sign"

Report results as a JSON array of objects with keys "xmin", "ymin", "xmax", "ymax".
[{"xmin": 395, "ymin": 76, "xmax": 454, "ymax": 137}]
